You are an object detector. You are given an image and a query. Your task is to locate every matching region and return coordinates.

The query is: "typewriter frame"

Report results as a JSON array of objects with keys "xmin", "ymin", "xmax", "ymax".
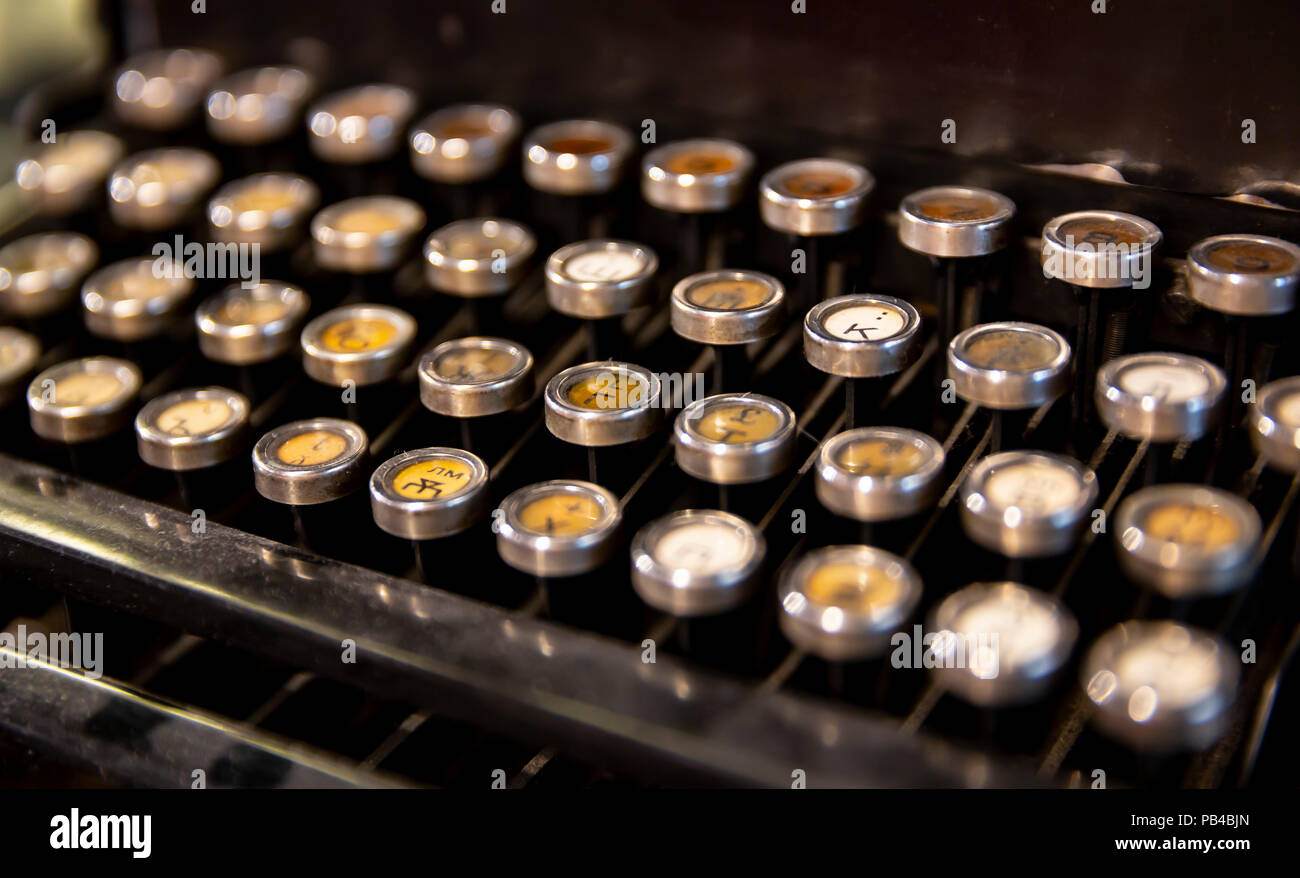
[{"xmin": 1, "ymin": 0, "xmax": 1298, "ymax": 789}]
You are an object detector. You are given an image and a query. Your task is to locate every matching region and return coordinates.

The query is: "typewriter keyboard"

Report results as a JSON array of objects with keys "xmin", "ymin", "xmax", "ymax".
[{"xmin": 1, "ymin": 44, "xmax": 1298, "ymax": 790}]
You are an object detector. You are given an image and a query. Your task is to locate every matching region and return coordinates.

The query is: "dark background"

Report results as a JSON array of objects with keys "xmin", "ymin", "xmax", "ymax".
[{"xmin": 116, "ymin": 0, "xmax": 1300, "ymax": 196}]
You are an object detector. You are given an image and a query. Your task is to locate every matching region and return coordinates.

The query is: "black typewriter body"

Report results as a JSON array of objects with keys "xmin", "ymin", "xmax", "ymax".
[{"xmin": 0, "ymin": 0, "xmax": 1297, "ymax": 790}]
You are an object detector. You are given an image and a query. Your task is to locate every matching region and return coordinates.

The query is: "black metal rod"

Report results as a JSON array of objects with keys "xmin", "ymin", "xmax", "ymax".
[
  {"xmin": 1217, "ymin": 317, "xmax": 1252, "ymax": 464},
  {"xmin": 797, "ymin": 235, "xmax": 821, "ymax": 308},
  {"xmin": 677, "ymin": 212, "xmax": 703, "ymax": 275},
  {"xmin": 237, "ymin": 364, "xmax": 259, "ymax": 407},
  {"xmin": 291, "ymin": 506, "xmax": 313, "ymax": 551},
  {"xmin": 858, "ymin": 519, "xmax": 875, "ymax": 546},
  {"xmin": 173, "ymin": 471, "xmax": 194, "ymax": 513},
  {"xmin": 412, "ymin": 539, "xmax": 427, "ymax": 582},
  {"xmin": 1070, "ymin": 285, "xmax": 1099, "ymax": 432},
  {"xmin": 935, "ymin": 257, "xmax": 959, "ymax": 351},
  {"xmin": 712, "ymin": 344, "xmax": 749, "ymax": 394}
]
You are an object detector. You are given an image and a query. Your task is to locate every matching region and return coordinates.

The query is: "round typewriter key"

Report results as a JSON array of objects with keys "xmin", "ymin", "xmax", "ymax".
[
  {"xmin": 805, "ymin": 294, "xmax": 922, "ymax": 428},
  {"xmin": 196, "ymin": 282, "xmax": 309, "ymax": 366},
  {"xmin": 1082, "ymin": 620, "xmax": 1238, "ymax": 751},
  {"xmin": 1041, "ymin": 211, "xmax": 1162, "ymax": 290},
  {"xmin": 0, "ymin": 327, "xmax": 40, "ymax": 407},
  {"xmin": 424, "ymin": 218, "xmax": 536, "ymax": 297},
  {"xmin": 0, "ymin": 232, "xmax": 98, "ymax": 318},
  {"xmin": 1187, "ymin": 234, "xmax": 1300, "ymax": 317},
  {"xmin": 898, "ymin": 185, "xmax": 1015, "ymax": 259},
  {"xmin": 899, "ymin": 185, "xmax": 1016, "ymax": 357},
  {"xmin": 1250, "ymin": 376, "xmax": 1300, "ymax": 472},
  {"xmin": 108, "ymin": 148, "xmax": 221, "ymax": 230},
  {"xmin": 642, "ymin": 138, "xmax": 754, "ymax": 214},
  {"xmin": 759, "ymin": 157, "xmax": 874, "ymax": 237},
  {"xmin": 960, "ymin": 451, "xmax": 1098, "ymax": 558},
  {"xmin": 14, "ymin": 130, "xmax": 124, "ymax": 215},
  {"xmin": 545, "ymin": 239, "xmax": 658, "ymax": 319},
  {"xmin": 929, "ymin": 582, "xmax": 1078, "ymax": 707},
  {"xmin": 300, "ymin": 303, "xmax": 416, "ymax": 387},
  {"xmin": 548, "ymin": 240, "xmax": 659, "ymax": 358},
  {"xmin": 112, "ymin": 47, "xmax": 224, "ymax": 130},
  {"xmin": 1113, "ymin": 484, "xmax": 1260, "ymax": 598},
  {"xmin": 311, "ymin": 196, "xmax": 426, "ymax": 273},
  {"xmin": 135, "ymin": 386, "xmax": 250, "ymax": 471},
  {"xmin": 418, "ymin": 336, "xmax": 533, "ymax": 417},
  {"xmin": 948, "ymin": 321, "xmax": 1071, "ymax": 410},
  {"xmin": 671, "ymin": 269, "xmax": 785, "ymax": 345},
  {"xmin": 206, "ymin": 65, "xmax": 315, "ymax": 145},
  {"xmin": 805, "ymin": 294, "xmax": 922, "ymax": 379},
  {"xmin": 27, "ymin": 356, "xmax": 142, "ymax": 443},
  {"xmin": 1095, "ymin": 352, "xmax": 1226, "ymax": 443},
  {"xmin": 496, "ymin": 480, "xmax": 622, "ymax": 577},
  {"xmin": 1187, "ymin": 234, "xmax": 1300, "ymax": 440},
  {"xmin": 1042, "ymin": 210, "xmax": 1161, "ymax": 430},
  {"xmin": 523, "ymin": 120, "xmax": 634, "ymax": 196},
  {"xmin": 672, "ymin": 269, "xmax": 784, "ymax": 392},
  {"xmin": 545, "ymin": 361, "xmax": 662, "ymax": 446},
  {"xmin": 816, "ymin": 427, "xmax": 945, "ymax": 522},
  {"xmin": 208, "ymin": 173, "xmax": 320, "ymax": 251},
  {"xmin": 410, "ymin": 103, "xmax": 521, "ymax": 184},
  {"xmin": 252, "ymin": 417, "xmax": 368, "ymax": 505},
  {"xmin": 778, "ymin": 545, "xmax": 921, "ymax": 661},
  {"xmin": 307, "ymin": 84, "xmax": 416, "ymax": 164},
  {"xmin": 643, "ymin": 138, "xmax": 754, "ymax": 271},
  {"xmin": 674, "ymin": 393, "xmax": 796, "ymax": 484},
  {"xmin": 81, "ymin": 257, "xmax": 194, "ymax": 342},
  {"xmin": 370, "ymin": 447, "xmax": 490, "ymax": 540},
  {"xmin": 631, "ymin": 509, "xmax": 765, "ymax": 616}
]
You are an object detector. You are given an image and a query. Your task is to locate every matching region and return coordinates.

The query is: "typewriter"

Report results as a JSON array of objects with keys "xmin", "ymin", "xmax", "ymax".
[{"xmin": 0, "ymin": 0, "xmax": 1297, "ymax": 790}]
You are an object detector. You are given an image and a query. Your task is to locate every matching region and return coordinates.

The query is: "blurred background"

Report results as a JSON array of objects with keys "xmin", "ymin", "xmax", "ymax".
[
  {"xmin": 3, "ymin": 0, "xmax": 1300, "ymax": 205},
  {"xmin": 0, "ymin": 0, "xmax": 103, "ymax": 230}
]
